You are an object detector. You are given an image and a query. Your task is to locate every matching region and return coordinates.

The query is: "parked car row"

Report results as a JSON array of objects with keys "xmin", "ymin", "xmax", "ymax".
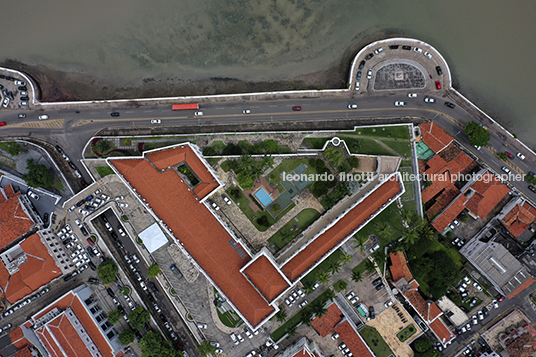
[
  {"xmin": 0, "ymin": 74, "xmax": 28, "ymax": 110},
  {"xmin": 2, "ymin": 288, "xmax": 49, "ymax": 318},
  {"xmin": 285, "ymin": 287, "xmax": 306, "ymax": 307}
]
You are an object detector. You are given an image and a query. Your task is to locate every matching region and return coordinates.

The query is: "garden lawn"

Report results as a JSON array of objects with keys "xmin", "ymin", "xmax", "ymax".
[
  {"xmin": 339, "ymin": 136, "xmax": 395, "ymax": 156},
  {"xmin": 359, "ymin": 326, "xmax": 394, "ymax": 357},
  {"xmin": 217, "ymin": 309, "xmax": 243, "ymax": 328},
  {"xmin": 268, "ymin": 209, "xmax": 321, "ymax": 251},
  {"xmin": 95, "ymin": 166, "xmax": 115, "ymax": 178},
  {"xmin": 301, "ymin": 249, "xmax": 344, "ymax": 286},
  {"xmin": 266, "ymin": 158, "xmax": 329, "ymax": 192},
  {"xmin": 341, "ymin": 125, "xmax": 411, "ymax": 140},
  {"xmin": 226, "ymin": 186, "xmax": 295, "ymax": 231},
  {"xmin": 380, "ymin": 139, "xmax": 412, "ymax": 158},
  {"xmin": 396, "ymin": 324, "xmax": 417, "ymax": 342},
  {"xmin": 353, "ymin": 202, "xmax": 403, "ymax": 248},
  {"xmin": 302, "ymin": 137, "xmax": 330, "ymax": 149}
]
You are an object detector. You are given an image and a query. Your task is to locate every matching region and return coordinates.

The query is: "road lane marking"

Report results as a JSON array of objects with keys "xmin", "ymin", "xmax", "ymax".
[
  {"xmin": 8, "ymin": 119, "xmax": 65, "ymax": 129},
  {"xmin": 487, "ymin": 146, "xmax": 524, "ymax": 175}
]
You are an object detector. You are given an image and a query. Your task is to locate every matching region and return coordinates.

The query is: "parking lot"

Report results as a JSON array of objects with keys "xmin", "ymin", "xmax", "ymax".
[{"xmin": 0, "ymin": 74, "xmax": 31, "ymax": 112}]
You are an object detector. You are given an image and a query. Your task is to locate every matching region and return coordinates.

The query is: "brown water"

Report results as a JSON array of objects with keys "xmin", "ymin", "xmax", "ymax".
[{"xmin": 2, "ymin": 0, "xmax": 536, "ymax": 145}]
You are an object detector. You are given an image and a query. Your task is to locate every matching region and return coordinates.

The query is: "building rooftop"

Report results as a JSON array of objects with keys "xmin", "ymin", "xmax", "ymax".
[
  {"xmin": 501, "ymin": 200, "xmax": 536, "ymax": 238},
  {"xmin": 0, "ymin": 185, "xmax": 34, "ymax": 251},
  {"xmin": 311, "ymin": 303, "xmax": 344, "ymax": 337},
  {"xmin": 334, "ymin": 321, "xmax": 374, "ymax": 357},
  {"xmin": 242, "ymin": 255, "xmax": 289, "ymax": 303},
  {"xmin": 419, "ymin": 122, "xmax": 454, "ymax": 154},
  {"xmin": 389, "ymin": 252, "xmax": 413, "ymax": 282}
]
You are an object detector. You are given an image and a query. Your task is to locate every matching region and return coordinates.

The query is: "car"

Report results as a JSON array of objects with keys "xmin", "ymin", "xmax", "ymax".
[
  {"xmin": 19, "ymin": 91, "xmax": 27, "ymax": 96},
  {"xmin": 222, "ymin": 195, "xmax": 232, "ymax": 205},
  {"xmin": 401, "ymin": 45, "xmax": 411, "ymax": 50},
  {"xmin": 347, "ymin": 104, "xmax": 358, "ymax": 109},
  {"xmin": 384, "ymin": 300, "xmax": 393, "ymax": 307},
  {"xmin": 38, "ymin": 115, "xmax": 49, "ymax": 120},
  {"xmin": 473, "ymin": 282, "xmax": 483, "ymax": 291},
  {"xmin": 375, "ymin": 283, "xmax": 385, "ymax": 291},
  {"xmin": 350, "ymin": 297, "xmax": 359, "ymax": 305},
  {"xmin": 74, "ymin": 170, "xmax": 82, "ymax": 178},
  {"xmin": 463, "ymin": 276, "xmax": 471, "ymax": 283},
  {"xmin": 466, "ymin": 322, "xmax": 472, "ymax": 331},
  {"xmin": 0, "ymin": 121, "xmax": 6, "ymax": 127},
  {"xmin": 285, "ymin": 298, "xmax": 292, "ymax": 307},
  {"xmin": 244, "ymin": 328, "xmax": 253, "ymax": 338},
  {"xmin": 346, "ymin": 291, "xmax": 355, "ymax": 300},
  {"xmin": 372, "ymin": 278, "xmax": 382, "ymax": 286},
  {"xmin": 87, "ymin": 237, "xmax": 95, "ymax": 246},
  {"xmin": 292, "ymin": 106, "xmax": 302, "ymax": 111},
  {"xmin": 452, "ymin": 238, "xmax": 460, "ymax": 245},
  {"xmin": 394, "ymin": 101, "xmax": 407, "ymax": 106},
  {"xmin": 498, "ymin": 295, "xmax": 505, "ymax": 302},
  {"xmin": 132, "ymin": 254, "xmax": 140, "ymax": 264},
  {"xmin": 435, "ymin": 81, "xmax": 441, "ymax": 90},
  {"xmin": 75, "ymin": 220, "xmax": 82, "ymax": 228},
  {"xmin": 423, "ymin": 51, "xmax": 432, "ymax": 59},
  {"xmin": 444, "ymin": 101, "xmax": 456, "ymax": 108},
  {"xmin": 245, "ymin": 351, "xmax": 256, "ymax": 357},
  {"xmin": 27, "ymin": 190, "xmax": 40, "ymax": 200},
  {"xmin": 502, "ymin": 166, "xmax": 511, "ymax": 174},
  {"xmin": 194, "ymin": 111, "xmax": 203, "ymax": 116},
  {"xmin": 215, "ymin": 348, "xmax": 223, "ymax": 354},
  {"xmin": 472, "ymin": 315, "xmax": 478, "ymax": 325},
  {"xmin": 151, "ymin": 119, "xmax": 161, "ymax": 124},
  {"xmin": 20, "ymin": 96, "xmax": 29, "ymax": 100},
  {"xmin": 118, "ymin": 227, "xmax": 126, "ymax": 236},
  {"xmin": 210, "ymin": 341, "xmax": 221, "ymax": 348},
  {"xmin": 389, "ymin": 45, "xmax": 399, "ymax": 50},
  {"xmin": 101, "ymin": 194, "xmax": 110, "ymax": 201},
  {"xmin": 478, "ymin": 310, "xmax": 484, "ymax": 320},
  {"xmin": 4, "ymin": 323, "xmax": 12, "ymax": 330},
  {"xmin": 2, "ymin": 97, "xmax": 10, "ymax": 108},
  {"xmin": 365, "ymin": 53, "xmax": 374, "ymax": 60},
  {"xmin": 506, "ymin": 152, "xmax": 514, "ymax": 159},
  {"xmin": 210, "ymin": 200, "xmax": 220, "ymax": 210},
  {"xmin": 453, "ymin": 219, "xmax": 460, "ymax": 226},
  {"xmin": 17, "ymin": 113, "xmax": 26, "ymax": 118},
  {"xmin": 529, "ymin": 185, "xmax": 536, "ymax": 193},
  {"xmin": 69, "ymin": 161, "xmax": 77, "ymax": 170},
  {"xmin": 297, "ymin": 287, "xmax": 305, "ymax": 297},
  {"xmin": 298, "ymin": 300, "xmax": 308, "ymax": 308},
  {"xmin": 105, "ymin": 222, "xmax": 113, "ymax": 231},
  {"xmin": 436, "ymin": 66, "xmax": 443, "ymax": 75},
  {"xmin": 358, "ymin": 60, "xmax": 366, "ymax": 70},
  {"xmin": 461, "ymin": 291, "xmax": 469, "ymax": 298},
  {"xmin": 243, "ymin": 109, "xmax": 251, "ymax": 114},
  {"xmin": 230, "ymin": 333, "xmax": 239, "ymax": 345},
  {"xmin": 18, "ymin": 85, "xmax": 27, "ymax": 91},
  {"xmin": 369, "ymin": 306, "xmax": 375, "ymax": 319},
  {"xmin": 492, "ymin": 299, "xmax": 499, "ymax": 308},
  {"xmin": 111, "ymin": 112, "xmax": 120, "ymax": 117},
  {"xmin": 517, "ymin": 152, "xmax": 525, "ymax": 160},
  {"xmin": 19, "ymin": 101, "xmax": 28, "ymax": 106},
  {"xmin": 367, "ymin": 69, "xmax": 372, "ymax": 79},
  {"xmin": 14, "ymin": 80, "xmax": 25, "ymax": 86},
  {"xmin": 153, "ymin": 303, "xmax": 162, "ymax": 313},
  {"xmin": 140, "ymin": 281, "xmax": 148, "ymax": 291},
  {"xmin": 338, "ymin": 343, "xmax": 346, "ymax": 350},
  {"xmin": 356, "ymin": 71, "xmax": 362, "ymax": 80},
  {"xmin": 374, "ymin": 47, "xmax": 383, "ymax": 54},
  {"xmin": 355, "ymin": 81, "xmax": 360, "ymax": 90},
  {"xmin": 413, "ymin": 47, "xmax": 423, "ymax": 54},
  {"xmin": 237, "ymin": 334, "xmax": 244, "ymax": 342},
  {"xmin": 408, "ymin": 93, "xmax": 417, "ymax": 98},
  {"xmin": 424, "ymin": 97, "xmax": 436, "ymax": 103},
  {"xmin": 119, "ymin": 202, "xmax": 128, "ymax": 208}
]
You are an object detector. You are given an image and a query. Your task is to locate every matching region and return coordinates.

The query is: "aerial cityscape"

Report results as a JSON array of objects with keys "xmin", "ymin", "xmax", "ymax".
[{"xmin": 1, "ymin": 3, "xmax": 536, "ymax": 357}]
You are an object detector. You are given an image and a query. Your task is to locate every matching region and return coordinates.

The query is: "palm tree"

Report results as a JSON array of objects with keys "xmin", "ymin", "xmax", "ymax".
[
  {"xmin": 302, "ymin": 280, "xmax": 315, "ymax": 294},
  {"xmin": 375, "ymin": 221, "xmax": 391, "ymax": 240},
  {"xmin": 328, "ymin": 259, "xmax": 342, "ymax": 275},
  {"xmin": 351, "ymin": 270, "xmax": 362, "ymax": 283},
  {"xmin": 324, "ymin": 288, "xmax": 336, "ymax": 302},
  {"xmin": 317, "ymin": 270, "xmax": 331, "ymax": 285},
  {"xmin": 275, "ymin": 308, "xmax": 287, "ymax": 322},
  {"xmin": 312, "ymin": 301, "xmax": 328, "ymax": 318},
  {"xmin": 339, "ymin": 251, "xmax": 353, "ymax": 265},
  {"xmin": 353, "ymin": 234, "xmax": 367, "ymax": 253},
  {"xmin": 301, "ymin": 310, "xmax": 313, "ymax": 326},
  {"xmin": 365, "ymin": 259, "xmax": 376, "ymax": 273},
  {"xmin": 387, "ymin": 239, "xmax": 405, "ymax": 253},
  {"xmin": 286, "ymin": 325, "xmax": 297, "ymax": 336}
]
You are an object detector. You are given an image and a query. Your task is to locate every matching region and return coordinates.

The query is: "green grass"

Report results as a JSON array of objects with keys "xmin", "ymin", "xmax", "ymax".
[
  {"xmin": 396, "ymin": 324, "xmax": 417, "ymax": 342},
  {"xmin": 211, "ymin": 140, "xmax": 226, "ymax": 153},
  {"xmin": 266, "ymin": 158, "xmax": 329, "ymax": 192},
  {"xmin": 220, "ymin": 160, "xmax": 233, "ymax": 172},
  {"xmin": 342, "ymin": 125, "xmax": 411, "ymax": 140},
  {"xmin": 51, "ymin": 175, "xmax": 64, "ymax": 191},
  {"xmin": 301, "ymin": 249, "xmax": 344, "ymax": 286},
  {"xmin": 333, "ymin": 280, "xmax": 348, "ymax": 292},
  {"xmin": 0, "ymin": 142, "xmax": 14, "ymax": 152},
  {"xmin": 268, "ymin": 209, "xmax": 321, "ymax": 251},
  {"xmin": 380, "ymin": 139, "xmax": 412, "ymax": 158},
  {"xmin": 206, "ymin": 158, "xmax": 220, "ymax": 166},
  {"xmin": 359, "ymin": 326, "xmax": 394, "ymax": 357},
  {"xmin": 217, "ymin": 309, "xmax": 243, "ymax": 328},
  {"xmin": 399, "ymin": 166, "xmax": 416, "ymax": 202},
  {"xmin": 271, "ymin": 289, "xmax": 334, "ymax": 342},
  {"xmin": 353, "ymin": 202, "xmax": 403, "ymax": 248},
  {"xmin": 226, "ymin": 186, "xmax": 295, "ymax": 231},
  {"xmin": 339, "ymin": 136, "xmax": 396, "ymax": 156},
  {"xmin": 302, "ymin": 138, "xmax": 330, "ymax": 149},
  {"xmin": 95, "ymin": 166, "xmax": 115, "ymax": 178}
]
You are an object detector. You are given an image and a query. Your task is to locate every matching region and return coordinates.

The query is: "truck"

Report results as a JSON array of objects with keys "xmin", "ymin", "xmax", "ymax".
[{"xmin": 172, "ymin": 103, "xmax": 199, "ymax": 110}]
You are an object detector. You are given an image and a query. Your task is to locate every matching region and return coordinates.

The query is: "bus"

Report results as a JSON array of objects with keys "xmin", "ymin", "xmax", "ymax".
[{"xmin": 172, "ymin": 104, "xmax": 199, "ymax": 110}]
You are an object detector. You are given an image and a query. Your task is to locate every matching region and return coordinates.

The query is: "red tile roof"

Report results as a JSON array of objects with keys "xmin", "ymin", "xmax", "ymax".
[
  {"xmin": 311, "ymin": 303, "xmax": 343, "ymax": 337},
  {"xmin": 48, "ymin": 313, "xmax": 92, "ymax": 357},
  {"xmin": 429, "ymin": 318, "xmax": 454, "ymax": 344},
  {"xmin": 15, "ymin": 348, "xmax": 34, "ymax": 357},
  {"xmin": 1, "ymin": 234, "xmax": 62, "ymax": 303},
  {"xmin": 502, "ymin": 201, "xmax": 536, "ymax": 238},
  {"xmin": 36, "ymin": 328, "xmax": 62, "ymax": 357},
  {"xmin": 0, "ymin": 185, "xmax": 34, "ymax": 250},
  {"xmin": 465, "ymin": 172, "xmax": 510, "ymax": 218},
  {"xmin": 281, "ymin": 177, "xmax": 401, "ymax": 281},
  {"xmin": 335, "ymin": 321, "xmax": 374, "ymax": 357},
  {"xmin": 389, "ymin": 252, "xmax": 413, "ymax": 282},
  {"xmin": 508, "ymin": 277, "xmax": 536, "ymax": 299},
  {"xmin": 291, "ymin": 348, "xmax": 314, "ymax": 357},
  {"xmin": 146, "ymin": 145, "xmax": 219, "ymax": 200},
  {"xmin": 419, "ymin": 123, "xmax": 454, "ymax": 153},
  {"xmin": 111, "ymin": 152, "xmax": 274, "ymax": 327},
  {"xmin": 243, "ymin": 255, "xmax": 289, "ymax": 302}
]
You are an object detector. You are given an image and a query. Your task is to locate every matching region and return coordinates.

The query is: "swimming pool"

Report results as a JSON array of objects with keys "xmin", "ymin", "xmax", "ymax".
[{"xmin": 254, "ymin": 188, "xmax": 273, "ymax": 207}]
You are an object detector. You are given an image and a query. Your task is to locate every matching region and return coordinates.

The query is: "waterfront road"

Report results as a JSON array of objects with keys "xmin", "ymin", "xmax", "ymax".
[{"xmin": 1, "ymin": 93, "xmax": 535, "ymax": 203}]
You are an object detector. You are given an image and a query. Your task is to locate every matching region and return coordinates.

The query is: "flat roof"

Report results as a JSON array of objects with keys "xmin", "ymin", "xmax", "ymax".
[{"xmin": 110, "ymin": 150, "xmax": 274, "ymax": 327}]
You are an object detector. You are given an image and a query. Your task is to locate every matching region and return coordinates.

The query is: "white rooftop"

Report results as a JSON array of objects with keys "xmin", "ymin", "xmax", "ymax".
[{"xmin": 138, "ymin": 223, "xmax": 169, "ymax": 253}]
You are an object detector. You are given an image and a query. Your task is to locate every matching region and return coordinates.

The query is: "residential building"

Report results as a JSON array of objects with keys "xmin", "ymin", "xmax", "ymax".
[
  {"xmin": 0, "ymin": 184, "xmax": 36, "ymax": 250},
  {"xmin": 278, "ymin": 337, "xmax": 324, "ymax": 357},
  {"xmin": 497, "ymin": 197, "xmax": 536, "ymax": 243},
  {"xmin": 108, "ymin": 143, "xmax": 403, "ymax": 329}
]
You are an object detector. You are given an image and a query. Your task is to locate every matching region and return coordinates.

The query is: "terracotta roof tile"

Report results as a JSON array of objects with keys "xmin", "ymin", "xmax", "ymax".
[
  {"xmin": 334, "ymin": 321, "xmax": 374, "ymax": 357},
  {"xmin": 48, "ymin": 314, "xmax": 91, "ymax": 357},
  {"xmin": 4, "ymin": 184, "xmax": 17, "ymax": 199},
  {"xmin": 503, "ymin": 203, "xmax": 536, "ymax": 238},
  {"xmin": 71, "ymin": 297, "xmax": 114, "ymax": 356},
  {"xmin": 281, "ymin": 177, "xmax": 401, "ymax": 281},
  {"xmin": 36, "ymin": 328, "xmax": 62, "ymax": 357},
  {"xmin": 0, "ymin": 186, "xmax": 34, "ymax": 250},
  {"xmin": 243, "ymin": 255, "xmax": 289, "ymax": 302},
  {"xmin": 111, "ymin": 150, "xmax": 274, "ymax": 327},
  {"xmin": 508, "ymin": 277, "xmax": 536, "ymax": 299},
  {"xmin": 403, "ymin": 289, "xmax": 428, "ymax": 320},
  {"xmin": 419, "ymin": 123, "xmax": 454, "ymax": 153},
  {"xmin": 291, "ymin": 348, "xmax": 313, "ymax": 357},
  {"xmin": 431, "ymin": 193, "xmax": 467, "ymax": 232},
  {"xmin": 465, "ymin": 171, "xmax": 510, "ymax": 218},
  {"xmin": 10, "ymin": 327, "xmax": 25, "ymax": 346},
  {"xmin": 33, "ymin": 292, "xmax": 75, "ymax": 320},
  {"xmin": 15, "ymin": 347, "xmax": 34, "ymax": 357},
  {"xmin": 389, "ymin": 252, "xmax": 413, "ymax": 282},
  {"xmin": 311, "ymin": 303, "xmax": 343, "ymax": 337},
  {"xmin": 429, "ymin": 318, "xmax": 454, "ymax": 344},
  {"xmin": 429, "ymin": 303, "xmax": 442, "ymax": 321}
]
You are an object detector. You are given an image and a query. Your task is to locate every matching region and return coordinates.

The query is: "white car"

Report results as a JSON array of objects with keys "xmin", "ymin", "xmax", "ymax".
[
  {"xmin": 424, "ymin": 97, "xmax": 436, "ymax": 103},
  {"xmin": 230, "ymin": 333, "xmax": 239, "ymax": 345},
  {"xmin": 194, "ymin": 111, "xmax": 203, "ymax": 116},
  {"xmin": 474, "ymin": 145, "xmax": 482, "ymax": 150},
  {"xmin": 408, "ymin": 93, "xmax": 417, "ymax": 98},
  {"xmin": 355, "ymin": 81, "xmax": 360, "ymax": 90},
  {"xmin": 20, "ymin": 102, "xmax": 28, "ymax": 106},
  {"xmin": 118, "ymin": 227, "xmax": 126, "ymax": 237},
  {"xmin": 27, "ymin": 190, "xmax": 40, "ymax": 200},
  {"xmin": 38, "ymin": 115, "xmax": 49, "ymax": 120},
  {"xmin": 14, "ymin": 80, "xmax": 25, "ymax": 86},
  {"xmin": 501, "ymin": 167, "xmax": 511, "ymax": 174},
  {"xmin": 62, "ymin": 153, "xmax": 70, "ymax": 161},
  {"xmin": 298, "ymin": 300, "xmax": 308, "ymax": 308},
  {"xmin": 119, "ymin": 202, "xmax": 128, "ymax": 208},
  {"xmin": 384, "ymin": 300, "xmax": 393, "ymax": 307},
  {"xmin": 244, "ymin": 328, "xmax": 253, "ymax": 338},
  {"xmin": 367, "ymin": 69, "xmax": 372, "ymax": 79},
  {"xmin": 346, "ymin": 291, "xmax": 355, "ymax": 300},
  {"xmin": 472, "ymin": 315, "xmax": 478, "ymax": 325},
  {"xmin": 237, "ymin": 334, "xmax": 244, "ymax": 343},
  {"xmin": 140, "ymin": 281, "xmax": 148, "ymax": 291},
  {"xmin": 211, "ymin": 201, "xmax": 220, "ymax": 211},
  {"xmin": 423, "ymin": 52, "xmax": 432, "ymax": 59},
  {"xmin": 463, "ymin": 276, "xmax": 471, "ymax": 283},
  {"xmin": 347, "ymin": 104, "xmax": 358, "ymax": 109},
  {"xmin": 2, "ymin": 98, "xmax": 10, "ymax": 108},
  {"xmin": 132, "ymin": 254, "xmax": 140, "ymax": 264},
  {"xmin": 75, "ymin": 219, "xmax": 82, "ymax": 227},
  {"xmin": 413, "ymin": 47, "xmax": 423, "ymax": 54},
  {"xmin": 473, "ymin": 282, "xmax": 483, "ymax": 291},
  {"xmin": 222, "ymin": 195, "xmax": 232, "ymax": 205},
  {"xmin": 150, "ymin": 119, "xmax": 161, "ymax": 124},
  {"xmin": 478, "ymin": 310, "xmax": 484, "ymax": 320},
  {"xmin": 101, "ymin": 194, "xmax": 110, "ymax": 201},
  {"xmin": 374, "ymin": 47, "xmax": 383, "ymax": 54},
  {"xmin": 115, "ymin": 196, "xmax": 124, "ymax": 201},
  {"xmin": 19, "ymin": 91, "xmax": 27, "ymax": 96},
  {"xmin": 105, "ymin": 222, "xmax": 113, "ymax": 231},
  {"xmin": 517, "ymin": 153, "xmax": 526, "ymax": 160},
  {"xmin": 243, "ymin": 109, "xmax": 251, "ymax": 114},
  {"xmin": 492, "ymin": 299, "xmax": 499, "ymax": 309},
  {"xmin": 394, "ymin": 101, "xmax": 407, "ymax": 107},
  {"xmin": 79, "ymin": 209, "xmax": 89, "ymax": 215}
]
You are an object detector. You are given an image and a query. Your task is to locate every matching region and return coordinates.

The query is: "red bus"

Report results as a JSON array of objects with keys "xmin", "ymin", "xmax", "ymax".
[{"xmin": 172, "ymin": 104, "xmax": 199, "ymax": 110}]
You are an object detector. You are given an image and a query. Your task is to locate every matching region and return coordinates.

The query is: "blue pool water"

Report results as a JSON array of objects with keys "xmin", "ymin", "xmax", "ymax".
[{"xmin": 254, "ymin": 188, "xmax": 273, "ymax": 207}]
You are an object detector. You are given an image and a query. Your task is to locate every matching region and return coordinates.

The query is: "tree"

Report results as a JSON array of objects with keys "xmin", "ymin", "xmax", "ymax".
[
  {"xmin": 375, "ymin": 221, "xmax": 391, "ymax": 240},
  {"xmin": 147, "ymin": 263, "xmax": 161, "ymax": 278},
  {"xmin": 119, "ymin": 329, "xmax": 135, "ymax": 345},
  {"xmin": 202, "ymin": 146, "xmax": 217, "ymax": 156},
  {"xmin": 94, "ymin": 139, "xmax": 113, "ymax": 155},
  {"xmin": 286, "ymin": 325, "xmax": 297, "ymax": 336},
  {"xmin": 139, "ymin": 331, "xmax": 181, "ymax": 357},
  {"xmin": 317, "ymin": 270, "xmax": 331, "ymax": 285},
  {"xmin": 328, "ymin": 259, "xmax": 342, "ymax": 274},
  {"xmin": 128, "ymin": 307, "xmax": 151, "ymax": 330},
  {"xmin": 365, "ymin": 259, "xmax": 376, "ymax": 273},
  {"xmin": 237, "ymin": 171, "xmax": 254, "ymax": 190},
  {"xmin": 196, "ymin": 341, "xmax": 216, "ymax": 357},
  {"xmin": 324, "ymin": 288, "xmax": 336, "ymax": 302},
  {"xmin": 312, "ymin": 301, "xmax": 328, "ymax": 318},
  {"xmin": 324, "ymin": 147, "xmax": 346, "ymax": 170},
  {"xmin": 498, "ymin": 152, "xmax": 508, "ymax": 162},
  {"xmin": 22, "ymin": 159, "xmax": 54, "ymax": 188},
  {"xmin": 414, "ymin": 336, "xmax": 433, "ymax": 353},
  {"xmin": 353, "ymin": 234, "xmax": 367, "ymax": 253},
  {"xmin": 351, "ymin": 270, "xmax": 362, "ymax": 283},
  {"xmin": 302, "ymin": 280, "xmax": 315, "ymax": 294},
  {"xmin": 275, "ymin": 308, "xmax": 287, "ymax": 322},
  {"xmin": 97, "ymin": 259, "xmax": 118, "ymax": 284},
  {"xmin": 108, "ymin": 310, "xmax": 123, "ymax": 324},
  {"xmin": 300, "ymin": 310, "xmax": 314, "ymax": 326},
  {"xmin": 349, "ymin": 157, "xmax": 360, "ymax": 168},
  {"xmin": 257, "ymin": 215, "xmax": 270, "ymax": 227},
  {"xmin": 6, "ymin": 142, "xmax": 23, "ymax": 156},
  {"xmin": 339, "ymin": 251, "xmax": 353, "ymax": 265},
  {"xmin": 464, "ymin": 121, "xmax": 491, "ymax": 147}
]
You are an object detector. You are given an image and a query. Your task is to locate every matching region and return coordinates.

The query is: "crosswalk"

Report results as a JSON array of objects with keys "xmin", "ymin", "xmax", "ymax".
[{"xmin": 9, "ymin": 119, "xmax": 64, "ymax": 129}]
